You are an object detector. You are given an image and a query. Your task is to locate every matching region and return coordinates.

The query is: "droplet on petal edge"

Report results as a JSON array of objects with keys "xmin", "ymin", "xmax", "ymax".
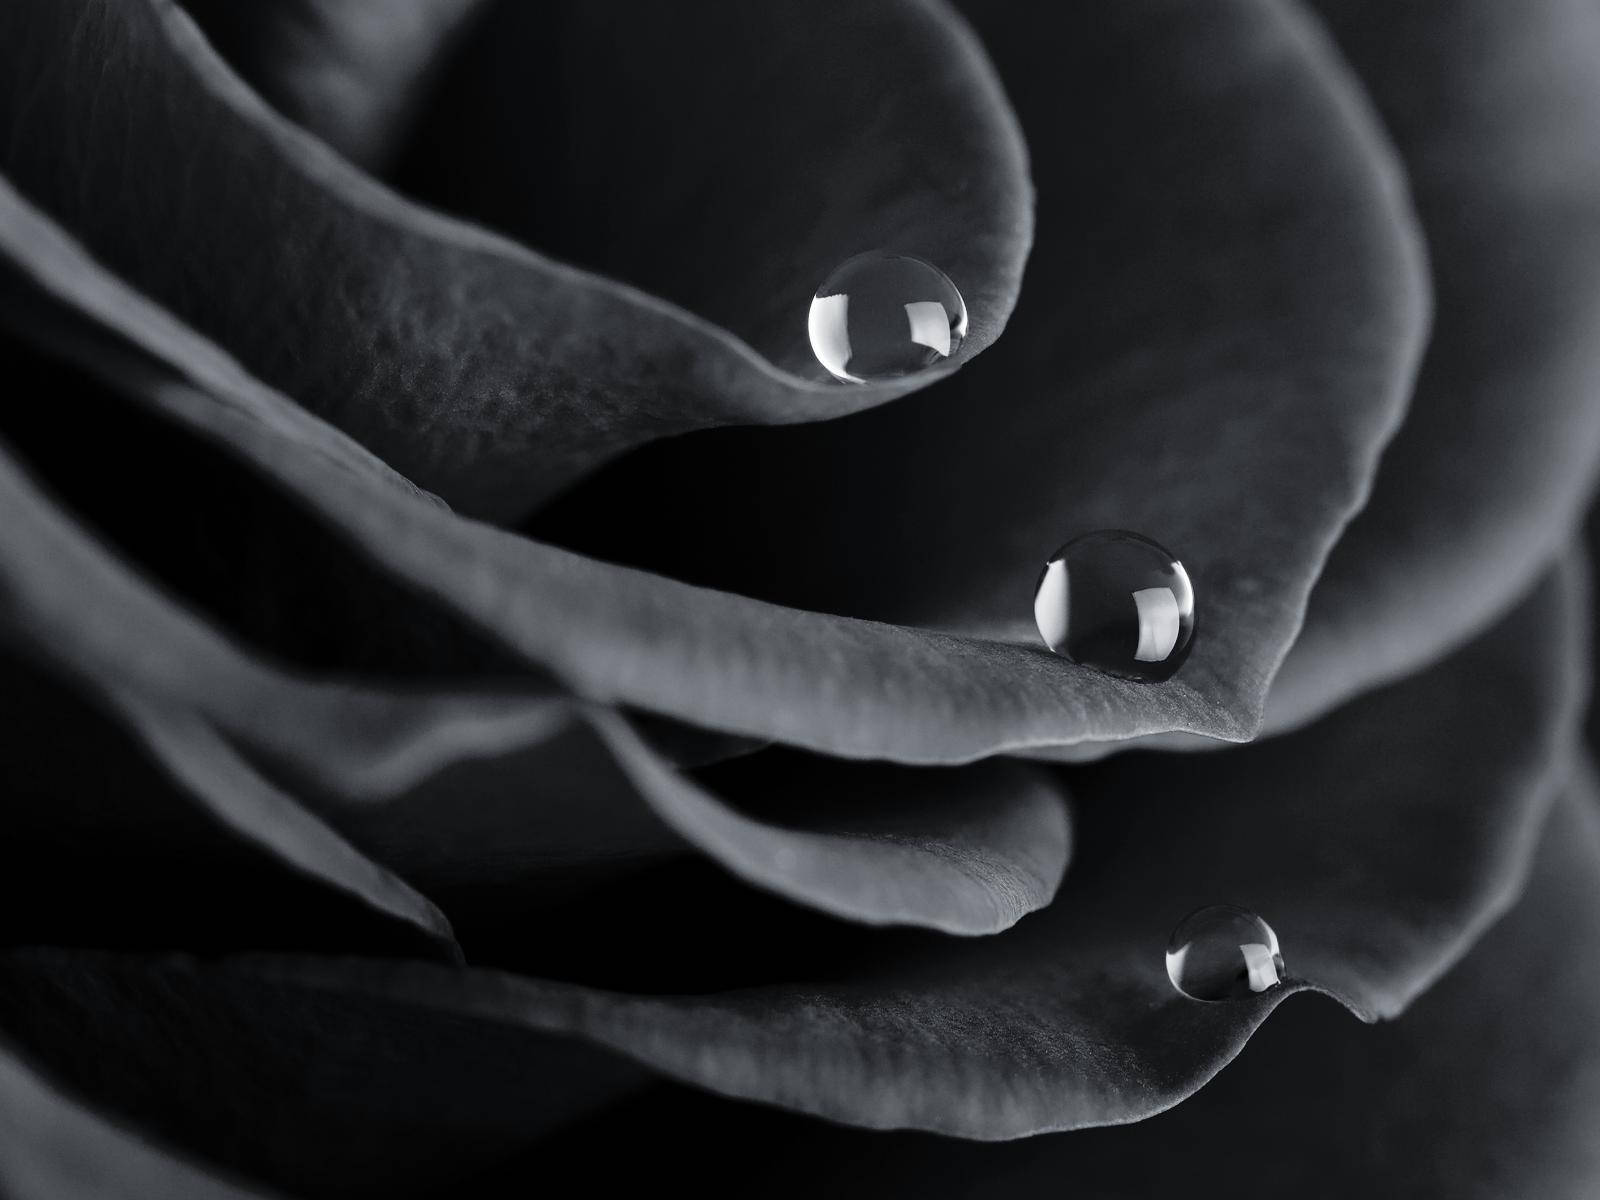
[
  {"xmin": 1033, "ymin": 530, "xmax": 1196, "ymax": 682},
  {"xmin": 1166, "ymin": 904, "xmax": 1286, "ymax": 1002},
  {"xmin": 808, "ymin": 251, "xmax": 967, "ymax": 383}
]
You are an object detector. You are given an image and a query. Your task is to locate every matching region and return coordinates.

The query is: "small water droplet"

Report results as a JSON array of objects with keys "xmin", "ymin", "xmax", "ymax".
[
  {"xmin": 808, "ymin": 252, "xmax": 967, "ymax": 382},
  {"xmin": 1166, "ymin": 904, "xmax": 1285, "ymax": 1002},
  {"xmin": 1033, "ymin": 530, "xmax": 1195, "ymax": 682}
]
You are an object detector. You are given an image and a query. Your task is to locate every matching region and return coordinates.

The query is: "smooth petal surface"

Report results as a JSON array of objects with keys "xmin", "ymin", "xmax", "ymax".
[
  {"xmin": 0, "ymin": 342, "xmax": 1067, "ymax": 936},
  {"xmin": 321, "ymin": 710, "xmax": 1075, "ymax": 940},
  {"xmin": 306, "ymin": 705, "xmax": 1074, "ymax": 937},
  {"xmin": 0, "ymin": 0, "xmax": 1029, "ymax": 517},
  {"xmin": 178, "ymin": 0, "xmax": 488, "ymax": 167},
  {"xmin": 1270, "ymin": 0, "xmax": 1600, "ymax": 728},
  {"xmin": 247, "ymin": 561, "xmax": 1584, "ymax": 1138},
  {"xmin": 466, "ymin": 774, "xmax": 1600, "ymax": 1199},
  {"xmin": 0, "ymin": 1040, "xmax": 281, "ymax": 1200},
  {"xmin": 0, "ymin": 174, "xmax": 1361, "ymax": 762},
  {"xmin": 528, "ymin": 0, "xmax": 1430, "ymax": 747},
  {"xmin": 595, "ymin": 726, "xmax": 1070, "ymax": 936}
]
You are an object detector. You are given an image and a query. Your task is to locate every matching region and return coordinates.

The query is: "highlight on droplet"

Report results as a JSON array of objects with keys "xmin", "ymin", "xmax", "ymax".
[
  {"xmin": 808, "ymin": 251, "xmax": 966, "ymax": 382},
  {"xmin": 1034, "ymin": 531, "xmax": 1195, "ymax": 681}
]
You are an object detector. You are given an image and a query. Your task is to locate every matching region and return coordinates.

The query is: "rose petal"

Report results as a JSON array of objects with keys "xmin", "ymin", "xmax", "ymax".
[
  {"xmin": 0, "ymin": 183, "xmax": 1337, "ymax": 760},
  {"xmin": 0, "ymin": 410, "xmax": 465, "ymax": 958},
  {"xmin": 263, "ymin": 701, "xmax": 1075, "ymax": 938},
  {"xmin": 0, "ymin": 565, "xmax": 1576, "ymax": 1189},
  {"xmin": 528, "ymin": 0, "xmax": 1430, "ymax": 743},
  {"xmin": 583, "ymin": 721, "xmax": 1071, "ymax": 936},
  {"xmin": 1589, "ymin": 507, "xmax": 1600, "ymax": 754},
  {"xmin": 0, "ymin": 650, "xmax": 456, "ymax": 960},
  {"xmin": 0, "ymin": 362, "xmax": 1066, "ymax": 935},
  {"xmin": 247, "ymin": 560, "xmax": 1586, "ymax": 1137},
  {"xmin": 1267, "ymin": 0, "xmax": 1600, "ymax": 730},
  {"xmin": 0, "ymin": 956, "xmax": 643, "ymax": 1197},
  {"xmin": 389, "ymin": 0, "xmax": 1026, "ymax": 387},
  {"xmin": 0, "ymin": 400, "xmax": 567, "ymax": 782},
  {"xmin": 0, "ymin": 1038, "xmax": 281, "ymax": 1200},
  {"xmin": 474, "ymin": 772, "xmax": 1600, "ymax": 1199},
  {"xmin": 177, "ymin": 0, "xmax": 488, "ymax": 167},
  {"xmin": 989, "ymin": 773, "xmax": 1600, "ymax": 1195},
  {"xmin": 0, "ymin": 0, "xmax": 1029, "ymax": 517}
]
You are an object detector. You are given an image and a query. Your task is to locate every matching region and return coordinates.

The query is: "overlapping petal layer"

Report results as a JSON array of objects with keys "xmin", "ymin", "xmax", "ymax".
[
  {"xmin": 0, "ymin": 558, "xmax": 1566, "ymax": 1196},
  {"xmin": 0, "ymin": 0, "xmax": 1593, "ymax": 1188},
  {"xmin": 0, "ymin": 318, "xmax": 1069, "ymax": 935},
  {"xmin": 1270, "ymin": 0, "xmax": 1600, "ymax": 729},
  {"xmin": 524, "ymin": 0, "xmax": 1430, "ymax": 754},
  {"xmin": 465, "ymin": 771, "xmax": 1600, "ymax": 1199},
  {"xmin": 0, "ymin": 0, "xmax": 1424, "ymax": 761},
  {"xmin": 0, "ymin": 0, "xmax": 1029, "ymax": 517},
  {"xmin": 248, "ymin": 561, "xmax": 1577, "ymax": 1137}
]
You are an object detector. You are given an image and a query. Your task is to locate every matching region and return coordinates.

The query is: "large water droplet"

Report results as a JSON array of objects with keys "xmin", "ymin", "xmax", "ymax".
[
  {"xmin": 1166, "ymin": 905, "xmax": 1285, "ymax": 1002},
  {"xmin": 808, "ymin": 252, "xmax": 967, "ymax": 382},
  {"xmin": 1033, "ymin": 530, "xmax": 1195, "ymax": 682}
]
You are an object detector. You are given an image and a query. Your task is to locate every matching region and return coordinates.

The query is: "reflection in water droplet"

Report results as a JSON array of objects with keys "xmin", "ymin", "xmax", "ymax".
[
  {"xmin": 1033, "ymin": 530, "xmax": 1195, "ymax": 682},
  {"xmin": 1166, "ymin": 905, "xmax": 1286, "ymax": 1002},
  {"xmin": 808, "ymin": 252, "xmax": 967, "ymax": 382}
]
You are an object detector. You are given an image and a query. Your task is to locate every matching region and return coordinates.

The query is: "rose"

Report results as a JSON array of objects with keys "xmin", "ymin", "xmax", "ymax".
[{"xmin": 0, "ymin": 0, "xmax": 1597, "ymax": 1195}]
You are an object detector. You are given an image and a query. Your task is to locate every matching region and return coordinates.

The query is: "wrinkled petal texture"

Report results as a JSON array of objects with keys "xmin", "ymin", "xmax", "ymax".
[
  {"xmin": 524, "ymin": 0, "xmax": 1430, "ymax": 750},
  {"xmin": 0, "ymin": 0, "xmax": 1593, "ymax": 1186},
  {"xmin": 0, "ymin": 569, "xmax": 1580, "ymax": 1190},
  {"xmin": 476, "ymin": 773, "xmax": 1600, "ymax": 1200},
  {"xmin": 246, "ymin": 560, "xmax": 1586, "ymax": 1139},
  {"xmin": 0, "ymin": 0, "xmax": 1030, "ymax": 517},
  {"xmin": 0, "ymin": 963, "xmax": 646, "ymax": 1198},
  {"xmin": 0, "ymin": 1039, "xmax": 282, "ymax": 1200},
  {"xmin": 0, "ymin": 0, "xmax": 1426, "ymax": 762}
]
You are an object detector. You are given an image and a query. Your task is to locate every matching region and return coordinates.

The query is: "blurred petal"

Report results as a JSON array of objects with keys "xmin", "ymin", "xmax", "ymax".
[
  {"xmin": 477, "ymin": 771, "xmax": 1600, "ymax": 1199},
  {"xmin": 0, "ymin": 1039, "xmax": 281, "ymax": 1200},
  {"xmin": 246, "ymin": 560, "xmax": 1585, "ymax": 1137},
  {"xmin": 0, "ymin": 649, "xmax": 456, "ymax": 959},
  {"xmin": 0, "ymin": 0, "xmax": 1030, "ymax": 517},
  {"xmin": 0, "ymin": 958, "xmax": 643, "ymax": 1198},
  {"xmin": 528, "ymin": 0, "xmax": 1430, "ymax": 751},
  {"xmin": 1272, "ymin": 0, "xmax": 1600, "ymax": 728},
  {"xmin": 1589, "ymin": 507, "xmax": 1600, "ymax": 754},
  {"xmin": 177, "ymin": 0, "xmax": 488, "ymax": 167},
  {"xmin": 0, "ymin": 410, "xmax": 567, "ymax": 793},
  {"xmin": 0, "ymin": 430, "xmax": 468, "ymax": 957}
]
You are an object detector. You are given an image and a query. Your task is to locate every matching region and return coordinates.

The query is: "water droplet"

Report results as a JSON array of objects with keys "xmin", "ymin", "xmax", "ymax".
[
  {"xmin": 1166, "ymin": 905, "xmax": 1285, "ymax": 1002},
  {"xmin": 1033, "ymin": 530, "xmax": 1195, "ymax": 682},
  {"xmin": 808, "ymin": 252, "xmax": 967, "ymax": 382}
]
